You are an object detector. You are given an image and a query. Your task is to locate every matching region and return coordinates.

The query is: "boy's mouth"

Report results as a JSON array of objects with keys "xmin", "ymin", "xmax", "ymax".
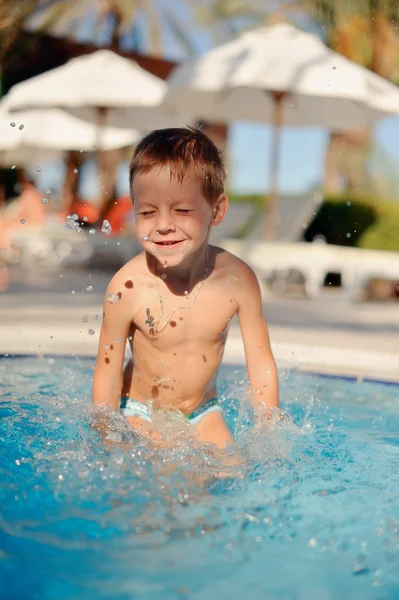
[{"xmin": 155, "ymin": 240, "xmax": 183, "ymax": 246}]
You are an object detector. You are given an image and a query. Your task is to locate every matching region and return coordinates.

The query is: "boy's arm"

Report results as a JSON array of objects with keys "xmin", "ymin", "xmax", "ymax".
[
  {"xmin": 235, "ymin": 262, "xmax": 279, "ymax": 415},
  {"xmin": 92, "ymin": 276, "xmax": 134, "ymax": 411}
]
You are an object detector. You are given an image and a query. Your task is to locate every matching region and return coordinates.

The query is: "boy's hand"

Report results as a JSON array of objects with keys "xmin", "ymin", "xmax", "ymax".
[{"xmin": 252, "ymin": 400, "xmax": 284, "ymax": 431}]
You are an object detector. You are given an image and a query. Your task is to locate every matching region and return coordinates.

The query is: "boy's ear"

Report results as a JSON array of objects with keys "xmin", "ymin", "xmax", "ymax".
[{"xmin": 211, "ymin": 193, "xmax": 228, "ymax": 226}]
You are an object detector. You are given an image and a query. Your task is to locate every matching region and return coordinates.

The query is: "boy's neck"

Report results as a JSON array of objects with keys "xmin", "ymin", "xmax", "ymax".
[{"xmin": 150, "ymin": 245, "xmax": 209, "ymax": 288}]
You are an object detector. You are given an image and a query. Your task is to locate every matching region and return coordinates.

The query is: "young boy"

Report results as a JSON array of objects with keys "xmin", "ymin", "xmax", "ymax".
[{"xmin": 92, "ymin": 127, "xmax": 279, "ymax": 449}]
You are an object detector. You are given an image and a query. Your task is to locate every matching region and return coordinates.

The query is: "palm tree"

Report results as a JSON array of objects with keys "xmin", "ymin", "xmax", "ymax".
[
  {"xmin": 22, "ymin": 0, "xmax": 160, "ymax": 54},
  {"xmin": 0, "ymin": 0, "xmax": 43, "ymax": 67},
  {"xmin": 21, "ymin": 0, "xmax": 203, "ymax": 57}
]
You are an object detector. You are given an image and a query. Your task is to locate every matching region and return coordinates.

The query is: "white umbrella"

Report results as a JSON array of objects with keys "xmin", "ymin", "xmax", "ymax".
[
  {"xmin": 0, "ymin": 106, "xmax": 140, "ymax": 157},
  {"xmin": 165, "ymin": 23, "xmax": 399, "ymax": 238},
  {"xmin": 2, "ymin": 50, "xmax": 186, "ymax": 213},
  {"xmin": 4, "ymin": 49, "xmax": 186, "ymax": 130}
]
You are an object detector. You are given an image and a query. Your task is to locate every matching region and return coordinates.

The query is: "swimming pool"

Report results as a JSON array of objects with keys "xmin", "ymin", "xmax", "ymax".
[{"xmin": 1, "ymin": 356, "xmax": 399, "ymax": 599}]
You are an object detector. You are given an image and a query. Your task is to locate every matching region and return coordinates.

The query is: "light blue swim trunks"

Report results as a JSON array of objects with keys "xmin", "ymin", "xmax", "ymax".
[{"xmin": 120, "ymin": 397, "xmax": 221, "ymax": 425}]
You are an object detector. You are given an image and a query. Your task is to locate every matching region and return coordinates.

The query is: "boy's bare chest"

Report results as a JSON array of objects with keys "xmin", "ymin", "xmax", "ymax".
[{"xmin": 133, "ymin": 282, "xmax": 236, "ymax": 343}]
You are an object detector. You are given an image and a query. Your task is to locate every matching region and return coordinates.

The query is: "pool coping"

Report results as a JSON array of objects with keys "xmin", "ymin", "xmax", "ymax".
[
  {"xmin": 2, "ymin": 351, "xmax": 399, "ymax": 387},
  {"xmin": 1, "ymin": 320, "xmax": 398, "ymax": 385}
]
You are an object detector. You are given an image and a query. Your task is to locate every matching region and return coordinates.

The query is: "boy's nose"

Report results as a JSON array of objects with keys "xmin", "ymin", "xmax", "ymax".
[{"xmin": 156, "ymin": 213, "xmax": 175, "ymax": 233}]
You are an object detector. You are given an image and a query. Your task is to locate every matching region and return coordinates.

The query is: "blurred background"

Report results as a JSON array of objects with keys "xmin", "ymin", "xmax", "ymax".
[{"xmin": 0, "ymin": 0, "xmax": 398, "ymax": 380}]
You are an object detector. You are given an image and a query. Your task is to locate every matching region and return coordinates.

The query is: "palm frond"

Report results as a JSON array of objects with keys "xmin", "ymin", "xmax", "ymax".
[
  {"xmin": 25, "ymin": 0, "xmax": 92, "ymax": 36},
  {"xmin": 162, "ymin": 5, "xmax": 199, "ymax": 56},
  {"xmin": 0, "ymin": 0, "xmax": 41, "ymax": 61},
  {"xmin": 140, "ymin": 0, "xmax": 162, "ymax": 55}
]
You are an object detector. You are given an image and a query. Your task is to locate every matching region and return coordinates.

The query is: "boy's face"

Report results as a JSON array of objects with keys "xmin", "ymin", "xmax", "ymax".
[{"xmin": 132, "ymin": 166, "xmax": 226, "ymax": 268}]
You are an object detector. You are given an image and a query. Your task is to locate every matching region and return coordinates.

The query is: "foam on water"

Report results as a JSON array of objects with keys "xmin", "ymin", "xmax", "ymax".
[{"xmin": 1, "ymin": 357, "xmax": 399, "ymax": 599}]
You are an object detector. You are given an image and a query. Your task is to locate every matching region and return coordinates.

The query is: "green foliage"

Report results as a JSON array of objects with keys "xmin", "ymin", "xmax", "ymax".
[
  {"xmin": 304, "ymin": 193, "xmax": 377, "ymax": 246},
  {"xmin": 304, "ymin": 192, "xmax": 399, "ymax": 251},
  {"xmin": 358, "ymin": 201, "xmax": 399, "ymax": 251},
  {"xmin": 227, "ymin": 191, "xmax": 267, "ymax": 207}
]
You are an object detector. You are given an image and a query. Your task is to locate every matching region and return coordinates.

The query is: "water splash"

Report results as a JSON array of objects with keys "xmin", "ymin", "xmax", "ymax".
[
  {"xmin": 101, "ymin": 220, "xmax": 112, "ymax": 235},
  {"xmin": 65, "ymin": 214, "xmax": 80, "ymax": 231},
  {"xmin": 1, "ymin": 358, "xmax": 399, "ymax": 598},
  {"xmin": 107, "ymin": 292, "xmax": 120, "ymax": 304}
]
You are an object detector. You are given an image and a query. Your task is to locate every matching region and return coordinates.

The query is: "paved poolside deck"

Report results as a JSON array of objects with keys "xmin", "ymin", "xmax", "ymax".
[{"xmin": 1, "ymin": 266, "xmax": 398, "ymax": 383}]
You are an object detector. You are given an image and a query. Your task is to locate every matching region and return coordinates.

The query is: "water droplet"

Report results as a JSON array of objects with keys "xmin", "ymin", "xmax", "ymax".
[
  {"xmin": 46, "ymin": 189, "xmax": 52, "ymax": 195},
  {"xmin": 85, "ymin": 286, "xmax": 93, "ymax": 292},
  {"xmin": 83, "ymin": 216, "xmax": 88, "ymax": 222},
  {"xmin": 88, "ymin": 329, "xmax": 95, "ymax": 335},
  {"xmin": 65, "ymin": 214, "xmax": 80, "ymax": 230},
  {"xmin": 10, "ymin": 122, "xmax": 15, "ymax": 127},
  {"xmin": 107, "ymin": 292, "xmax": 120, "ymax": 304},
  {"xmin": 346, "ymin": 232, "xmax": 352, "ymax": 238},
  {"xmin": 89, "ymin": 228, "xmax": 96, "ymax": 234},
  {"xmin": 20, "ymin": 219, "xmax": 25, "ymax": 224},
  {"xmin": 143, "ymin": 235, "xmax": 149, "ymax": 241},
  {"xmin": 73, "ymin": 168, "xmax": 78, "ymax": 174},
  {"xmin": 308, "ymin": 537, "xmax": 318, "ymax": 547},
  {"xmin": 48, "ymin": 358, "xmax": 55, "ymax": 365},
  {"xmin": 11, "ymin": 165, "xmax": 16, "ymax": 170},
  {"xmin": 41, "ymin": 198, "xmax": 48, "ymax": 204},
  {"xmin": 36, "ymin": 166, "xmax": 42, "ymax": 172},
  {"xmin": 346, "ymin": 201, "xmax": 351, "ymax": 206},
  {"xmin": 101, "ymin": 219, "xmax": 112, "ymax": 235},
  {"xmin": 184, "ymin": 290, "xmax": 189, "ymax": 297},
  {"xmin": 82, "ymin": 314, "xmax": 88, "ymax": 322},
  {"xmin": 19, "ymin": 124, "xmax": 24, "ymax": 130},
  {"xmin": 161, "ymin": 273, "xmax": 167, "ymax": 280}
]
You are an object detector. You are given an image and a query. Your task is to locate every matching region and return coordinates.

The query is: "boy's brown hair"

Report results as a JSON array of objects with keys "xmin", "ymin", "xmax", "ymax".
[{"xmin": 129, "ymin": 127, "xmax": 226, "ymax": 205}]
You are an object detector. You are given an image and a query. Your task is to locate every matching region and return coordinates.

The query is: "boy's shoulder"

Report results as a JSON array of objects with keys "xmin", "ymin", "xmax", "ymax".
[
  {"xmin": 211, "ymin": 245, "xmax": 260, "ymax": 301},
  {"xmin": 211, "ymin": 245, "xmax": 257, "ymax": 279},
  {"xmin": 106, "ymin": 251, "xmax": 147, "ymax": 294}
]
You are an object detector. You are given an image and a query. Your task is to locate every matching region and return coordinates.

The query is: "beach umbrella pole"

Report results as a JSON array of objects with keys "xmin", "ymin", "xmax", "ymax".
[
  {"xmin": 96, "ymin": 106, "xmax": 108, "ymax": 215},
  {"xmin": 265, "ymin": 91, "xmax": 285, "ymax": 241}
]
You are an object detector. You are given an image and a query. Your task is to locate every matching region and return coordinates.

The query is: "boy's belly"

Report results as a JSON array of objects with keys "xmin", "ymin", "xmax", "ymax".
[{"xmin": 124, "ymin": 344, "xmax": 224, "ymax": 415}]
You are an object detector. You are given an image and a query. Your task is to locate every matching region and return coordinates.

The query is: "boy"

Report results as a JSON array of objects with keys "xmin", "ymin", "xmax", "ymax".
[{"xmin": 92, "ymin": 127, "xmax": 279, "ymax": 449}]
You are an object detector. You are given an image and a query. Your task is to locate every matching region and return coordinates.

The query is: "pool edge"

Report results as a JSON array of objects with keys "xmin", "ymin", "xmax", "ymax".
[{"xmin": 2, "ymin": 352, "xmax": 399, "ymax": 387}]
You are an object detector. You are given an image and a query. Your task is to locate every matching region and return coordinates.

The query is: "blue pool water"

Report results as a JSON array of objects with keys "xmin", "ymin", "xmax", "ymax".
[{"xmin": 1, "ymin": 357, "xmax": 399, "ymax": 599}]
